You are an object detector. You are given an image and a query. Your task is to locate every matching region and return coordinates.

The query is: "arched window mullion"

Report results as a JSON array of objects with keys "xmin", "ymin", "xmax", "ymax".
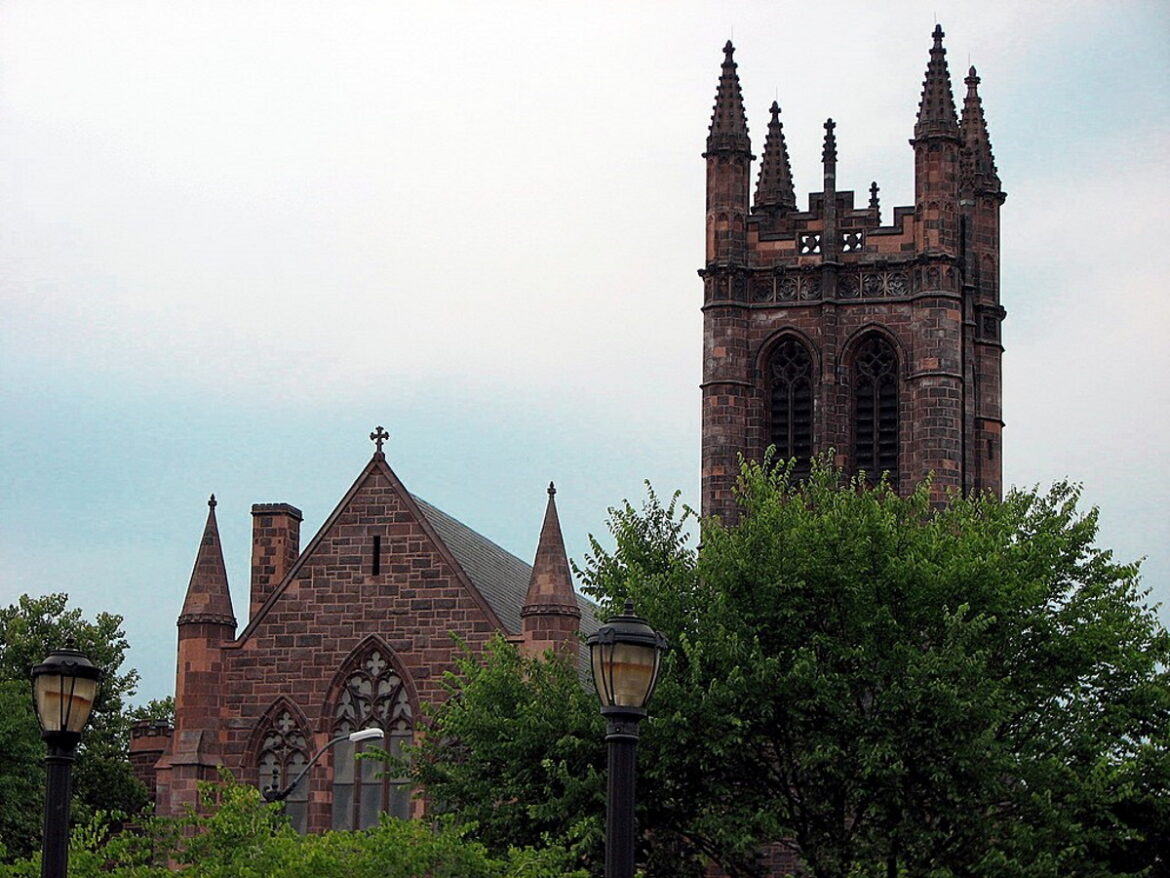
[
  {"xmin": 853, "ymin": 335, "xmax": 899, "ymax": 487},
  {"xmin": 768, "ymin": 338, "xmax": 815, "ymax": 480}
]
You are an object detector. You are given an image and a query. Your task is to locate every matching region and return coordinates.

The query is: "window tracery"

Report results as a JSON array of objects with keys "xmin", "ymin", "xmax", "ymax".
[
  {"xmin": 256, "ymin": 709, "xmax": 310, "ymax": 833},
  {"xmin": 768, "ymin": 338, "xmax": 814, "ymax": 480},
  {"xmin": 331, "ymin": 646, "xmax": 413, "ymax": 830}
]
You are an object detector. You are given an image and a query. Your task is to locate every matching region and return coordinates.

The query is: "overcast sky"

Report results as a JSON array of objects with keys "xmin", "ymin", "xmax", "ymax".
[{"xmin": 2, "ymin": 1, "xmax": 1168, "ymax": 704}]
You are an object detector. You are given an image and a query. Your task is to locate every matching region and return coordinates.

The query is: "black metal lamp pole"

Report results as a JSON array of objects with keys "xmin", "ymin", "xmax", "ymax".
[
  {"xmin": 30, "ymin": 642, "xmax": 102, "ymax": 878},
  {"xmin": 587, "ymin": 601, "xmax": 667, "ymax": 878}
]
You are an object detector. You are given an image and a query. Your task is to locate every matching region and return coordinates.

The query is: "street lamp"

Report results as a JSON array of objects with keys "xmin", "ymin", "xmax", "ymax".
[
  {"xmin": 264, "ymin": 727, "xmax": 385, "ymax": 803},
  {"xmin": 587, "ymin": 600, "xmax": 667, "ymax": 878},
  {"xmin": 30, "ymin": 641, "xmax": 102, "ymax": 878}
]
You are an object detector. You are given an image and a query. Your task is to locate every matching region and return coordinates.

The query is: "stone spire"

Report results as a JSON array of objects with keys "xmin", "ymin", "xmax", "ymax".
[
  {"xmin": 705, "ymin": 41, "xmax": 751, "ymax": 156},
  {"xmin": 520, "ymin": 483, "xmax": 580, "ymax": 657},
  {"xmin": 914, "ymin": 24, "xmax": 959, "ymax": 140},
  {"xmin": 960, "ymin": 65, "xmax": 1002, "ymax": 195},
  {"xmin": 754, "ymin": 100, "xmax": 796, "ymax": 212},
  {"xmin": 178, "ymin": 495, "xmax": 236, "ymax": 628}
]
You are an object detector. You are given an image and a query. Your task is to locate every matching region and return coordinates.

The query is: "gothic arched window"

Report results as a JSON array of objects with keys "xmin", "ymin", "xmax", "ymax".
[
  {"xmin": 852, "ymin": 334, "xmax": 899, "ymax": 486},
  {"xmin": 768, "ymin": 338, "xmax": 814, "ymax": 479},
  {"xmin": 256, "ymin": 709, "xmax": 310, "ymax": 833},
  {"xmin": 331, "ymin": 646, "xmax": 413, "ymax": 830}
]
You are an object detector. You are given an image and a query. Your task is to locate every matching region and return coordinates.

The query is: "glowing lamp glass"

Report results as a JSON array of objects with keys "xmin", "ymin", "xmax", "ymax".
[
  {"xmin": 588, "ymin": 602, "xmax": 667, "ymax": 712},
  {"xmin": 31, "ymin": 646, "xmax": 101, "ymax": 735}
]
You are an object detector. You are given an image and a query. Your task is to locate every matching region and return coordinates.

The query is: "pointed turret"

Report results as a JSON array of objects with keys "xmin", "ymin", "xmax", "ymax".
[
  {"xmin": 179, "ymin": 495, "xmax": 236, "ymax": 628},
  {"xmin": 166, "ymin": 495, "xmax": 236, "ymax": 818},
  {"xmin": 700, "ymin": 41, "xmax": 754, "ymax": 520},
  {"xmin": 911, "ymin": 25, "xmax": 962, "ymax": 256},
  {"xmin": 520, "ymin": 483, "xmax": 581, "ymax": 658},
  {"xmin": 914, "ymin": 24, "xmax": 959, "ymax": 140},
  {"xmin": 703, "ymin": 41, "xmax": 753, "ymax": 271},
  {"xmin": 960, "ymin": 66, "xmax": 1002, "ymax": 197},
  {"xmin": 753, "ymin": 101, "xmax": 796, "ymax": 213},
  {"xmin": 705, "ymin": 41, "xmax": 751, "ymax": 156},
  {"xmin": 957, "ymin": 66, "xmax": 1006, "ymax": 497}
]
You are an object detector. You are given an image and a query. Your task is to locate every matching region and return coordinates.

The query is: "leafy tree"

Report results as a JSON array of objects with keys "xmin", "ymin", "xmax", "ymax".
[
  {"xmin": 687, "ymin": 459, "xmax": 1170, "ymax": 877},
  {"xmin": 411, "ymin": 637, "xmax": 606, "ymax": 868},
  {"xmin": 0, "ymin": 594, "xmax": 150, "ymax": 860},
  {"xmin": 410, "ymin": 461, "xmax": 1170, "ymax": 878},
  {"xmin": 127, "ymin": 696, "xmax": 175, "ymax": 725},
  {"xmin": 413, "ymin": 488, "xmax": 763, "ymax": 878},
  {"xmin": 0, "ymin": 682, "xmax": 45, "ymax": 863}
]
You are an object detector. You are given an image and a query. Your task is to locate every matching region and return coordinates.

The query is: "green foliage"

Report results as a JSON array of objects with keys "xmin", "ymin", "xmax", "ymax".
[
  {"xmin": 127, "ymin": 697, "xmax": 175, "ymax": 726},
  {"xmin": 410, "ymin": 459, "xmax": 1170, "ymax": 878},
  {"xmin": 0, "ymin": 593, "xmax": 141, "ymax": 751},
  {"xmin": 0, "ymin": 682, "xmax": 45, "ymax": 863},
  {"xmin": 576, "ymin": 485, "xmax": 770, "ymax": 877},
  {"xmin": 684, "ymin": 457, "xmax": 1170, "ymax": 877},
  {"xmin": 410, "ymin": 636, "xmax": 606, "ymax": 869},
  {"xmin": 0, "ymin": 774, "xmax": 586, "ymax": 878},
  {"xmin": 0, "ymin": 594, "xmax": 151, "ymax": 860}
]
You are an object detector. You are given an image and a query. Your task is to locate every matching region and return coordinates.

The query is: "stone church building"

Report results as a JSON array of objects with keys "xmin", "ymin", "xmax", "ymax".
[
  {"xmin": 131, "ymin": 437, "xmax": 594, "ymax": 832},
  {"xmin": 132, "ymin": 23, "xmax": 1004, "ymax": 853}
]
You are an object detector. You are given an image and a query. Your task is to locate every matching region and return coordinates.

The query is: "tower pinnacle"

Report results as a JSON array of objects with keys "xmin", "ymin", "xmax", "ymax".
[
  {"xmin": 754, "ymin": 100, "xmax": 796, "ymax": 212},
  {"xmin": 705, "ymin": 41, "xmax": 751, "ymax": 156},
  {"xmin": 822, "ymin": 118, "xmax": 838, "ymax": 166},
  {"xmin": 960, "ymin": 66, "xmax": 1002, "ymax": 196},
  {"xmin": 914, "ymin": 24, "xmax": 959, "ymax": 140}
]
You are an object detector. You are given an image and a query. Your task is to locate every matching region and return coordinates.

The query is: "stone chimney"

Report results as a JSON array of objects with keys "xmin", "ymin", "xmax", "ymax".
[{"xmin": 250, "ymin": 503, "xmax": 302, "ymax": 619}]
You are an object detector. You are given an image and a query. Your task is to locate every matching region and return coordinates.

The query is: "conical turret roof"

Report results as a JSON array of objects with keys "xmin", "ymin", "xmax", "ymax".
[
  {"xmin": 914, "ymin": 24, "xmax": 959, "ymax": 140},
  {"xmin": 754, "ymin": 101, "xmax": 796, "ymax": 211},
  {"xmin": 961, "ymin": 65, "xmax": 1002, "ymax": 194},
  {"xmin": 705, "ymin": 41, "xmax": 752, "ymax": 156},
  {"xmin": 179, "ymin": 495, "xmax": 236, "ymax": 627},
  {"xmin": 521, "ymin": 483, "xmax": 580, "ymax": 619}
]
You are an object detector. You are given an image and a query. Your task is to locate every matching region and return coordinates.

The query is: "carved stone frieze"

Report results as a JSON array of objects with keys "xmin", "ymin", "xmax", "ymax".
[{"xmin": 834, "ymin": 268, "xmax": 912, "ymax": 300}]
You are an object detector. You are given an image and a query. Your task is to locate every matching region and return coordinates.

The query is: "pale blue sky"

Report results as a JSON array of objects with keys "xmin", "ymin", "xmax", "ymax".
[{"xmin": 2, "ymin": 1, "xmax": 1168, "ymax": 703}]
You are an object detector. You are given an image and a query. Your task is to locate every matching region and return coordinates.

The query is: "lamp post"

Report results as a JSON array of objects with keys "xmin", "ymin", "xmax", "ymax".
[
  {"xmin": 587, "ymin": 600, "xmax": 667, "ymax": 878},
  {"xmin": 264, "ymin": 727, "xmax": 385, "ymax": 803},
  {"xmin": 30, "ymin": 642, "xmax": 102, "ymax": 878}
]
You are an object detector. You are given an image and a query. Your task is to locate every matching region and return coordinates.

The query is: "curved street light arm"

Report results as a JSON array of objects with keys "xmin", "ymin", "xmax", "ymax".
[{"xmin": 264, "ymin": 728, "xmax": 385, "ymax": 803}]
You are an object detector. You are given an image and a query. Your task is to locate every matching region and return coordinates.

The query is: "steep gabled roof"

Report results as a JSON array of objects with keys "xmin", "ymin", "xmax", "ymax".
[
  {"xmin": 413, "ymin": 495, "xmax": 598, "ymax": 638},
  {"xmin": 236, "ymin": 451, "xmax": 598, "ymax": 643}
]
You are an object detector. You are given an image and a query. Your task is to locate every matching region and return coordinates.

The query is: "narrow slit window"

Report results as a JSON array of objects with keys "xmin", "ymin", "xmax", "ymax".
[{"xmin": 371, "ymin": 535, "xmax": 381, "ymax": 576}]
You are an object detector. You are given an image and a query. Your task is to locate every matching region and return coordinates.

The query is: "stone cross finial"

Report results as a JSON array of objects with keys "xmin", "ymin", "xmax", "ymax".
[{"xmin": 370, "ymin": 426, "xmax": 389, "ymax": 453}]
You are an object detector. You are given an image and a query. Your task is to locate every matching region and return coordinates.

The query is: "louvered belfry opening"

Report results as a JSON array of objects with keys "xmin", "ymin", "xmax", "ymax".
[
  {"xmin": 769, "ymin": 338, "xmax": 814, "ymax": 480},
  {"xmin": 853, "ymin": 335, "xmax": 899, "ymax": 486}
]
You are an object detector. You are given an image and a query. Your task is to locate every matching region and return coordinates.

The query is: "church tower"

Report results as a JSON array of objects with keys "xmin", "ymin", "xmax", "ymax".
[{"xmin": 700, "ymin": 26, "xmax": 1006, "ymax": 521}]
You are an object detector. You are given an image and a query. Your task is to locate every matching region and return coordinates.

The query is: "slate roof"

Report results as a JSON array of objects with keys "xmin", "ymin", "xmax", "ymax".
[{"xmin": 412, "ymin": 496, "xmax": 599, "ymax": 638}]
